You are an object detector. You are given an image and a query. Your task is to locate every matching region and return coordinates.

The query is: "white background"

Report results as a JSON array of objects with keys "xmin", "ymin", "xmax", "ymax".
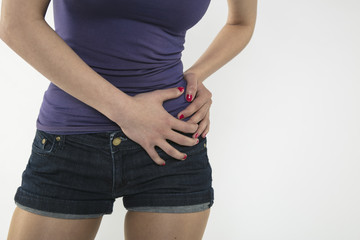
[{"xmin": 1, "ymin": 0, "xmax": 360, "ymax": 239}]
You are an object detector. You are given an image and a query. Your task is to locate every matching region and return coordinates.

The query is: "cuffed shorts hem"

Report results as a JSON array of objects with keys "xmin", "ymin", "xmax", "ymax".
[
  {"xmin": 123, "ymin": 189, "xmax": 214, "ymax": 213},
  {"xmin": 14, "ymin": 187, "xmax": 114, "ymax": 219},
  {"xmin": 126, "ymin": 201, "xmax": 212, "ymax": 213},
  {"xmin": 15, "ymin": 202, "xmax": 105, "ymax": 219}
]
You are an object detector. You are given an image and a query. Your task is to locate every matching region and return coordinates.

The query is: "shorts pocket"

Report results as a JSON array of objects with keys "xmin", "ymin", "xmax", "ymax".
[{"xmin": 31, "ymin": 129, "xmax": 60, "ymax": 156}]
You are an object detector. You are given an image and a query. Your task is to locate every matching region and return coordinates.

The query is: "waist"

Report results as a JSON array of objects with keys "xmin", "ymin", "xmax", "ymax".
[
  {"xmin": 36, "ymin": 68, "xmax": 191, "ymax": 134},
  {"xmin": 97, "ymin": 61, "xmax": 185, "ymax": 95}
]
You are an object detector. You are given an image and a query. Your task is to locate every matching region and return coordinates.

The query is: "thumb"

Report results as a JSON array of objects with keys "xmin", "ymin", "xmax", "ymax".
[
  {"xmin": 154, "ymin": 86, "xmax": 185, "ymax": 102},
  {"xmin": 183, "ymin": 72, "xmax": 198, "ymax": 102}
]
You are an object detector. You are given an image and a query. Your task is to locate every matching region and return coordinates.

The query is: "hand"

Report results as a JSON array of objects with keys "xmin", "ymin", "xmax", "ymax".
[
  {"xmin": 114, "ymin": 87, "xmax": 200, "ymax": 166},
  {"xmin": 177, "ymin": 72, "xmax": 212, "ymax": 139}
]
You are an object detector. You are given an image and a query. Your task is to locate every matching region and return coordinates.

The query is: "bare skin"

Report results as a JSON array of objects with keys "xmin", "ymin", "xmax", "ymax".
[
  {"xmin": 124, "ymin": 209, "xmax": 211, "ymax": 240},
  {"xmin": 7, "ymin": 207, "xmax": 103, "ymax": 240},
  {"xmin": 7, "ymin": 207, "xmax": 210, "ymax": 240},
  {"xmin": 1, "ymin": 0, "xmax": 257, "ymax": 238}
]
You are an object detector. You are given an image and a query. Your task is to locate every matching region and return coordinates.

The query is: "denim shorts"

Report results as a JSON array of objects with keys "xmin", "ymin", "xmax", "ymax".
[{"xmin": 14, "ymin": 128, "xmax": 214, "ymax": 219}]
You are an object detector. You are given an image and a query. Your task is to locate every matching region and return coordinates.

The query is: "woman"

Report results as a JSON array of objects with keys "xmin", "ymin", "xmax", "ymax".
[{"xmin": 0, "ymin": 0, "xmax": 257, "ymax": 239}]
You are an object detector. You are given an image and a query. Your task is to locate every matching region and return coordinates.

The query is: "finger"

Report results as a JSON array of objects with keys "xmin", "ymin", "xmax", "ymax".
[
  {"xmin": 145, "ymin": 145, "xmax": 166, "ymax": 166},
  {"xmin": 178, "ymin": 90, "xmax": 212, "ymax": 121},
  {"xmin": 154, "ymin": 86, "xmax": 185, "ymax": 102},
  {"xmin": 183, "ymin": 73, "xmax": 198, "ymax": 102},
  {"xmin": 157, "ymin": 141, "xmax": 188, "ymax": 161},
  {"xmin": 202, "ymin": 124, "xmax": 210, "ymax": 138},
  {"xmin": 167, "ymin": 130, "xmax": 199, "ymax": 146},
  {"xmin": 193, "ymin": 119, "xmax": 208, "ymax": 139},
  {"xmin": 171, "ymin": 117, "xmax": 199, "ymax": 133},
  {"xmin": 186, "ymin": 102, "xmax": 210, "ymax": 124},
  {"xmin": 177, "ymin": 97, "xmax": 207, "ymax": 120},
  {"xmin": 194, "ymin": 110, "xmax": 210, "ymax": 138}
]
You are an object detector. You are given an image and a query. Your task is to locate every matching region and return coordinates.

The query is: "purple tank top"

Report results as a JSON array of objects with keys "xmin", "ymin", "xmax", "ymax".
[{"xmin": 36, "ymin": 0, "xmax": 211, "ymax": 134}]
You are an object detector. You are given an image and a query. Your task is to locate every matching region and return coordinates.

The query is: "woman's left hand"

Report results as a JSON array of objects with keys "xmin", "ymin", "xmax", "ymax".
[{"xmin": 177, "ymin": 72, "xmax": 212, "ymax": 139}]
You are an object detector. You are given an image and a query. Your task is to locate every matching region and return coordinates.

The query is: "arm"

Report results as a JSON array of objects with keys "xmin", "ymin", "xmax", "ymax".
[
  {"xmin": 178, "ymin": 0, "xmax": 258, "ymax": 137},
  {"xmin": 184, "ymin": 0, "xmax": 258, "ymax": 82},
  {"xmin": 0, "ymin": 0, "xmax": 132, "ymax": 123},
  {"xmin": 0, "ymin": 0, "xmax": 198, "ymax": 165}
]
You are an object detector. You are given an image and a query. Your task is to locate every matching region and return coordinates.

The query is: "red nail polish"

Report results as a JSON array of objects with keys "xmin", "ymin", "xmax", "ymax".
[
  {"xmin": 186, "ymin": 94, "xmax": 193, "ymax": 102},
  {"xmin": 162, "ymin": 162, "xmax": 166, "ymax": 166},
  {"xmin": 178, "ymin": 87, "xmax": 184, "ymax": 92},
  {"xmin": 195, "ymin": 133, "xmax": 199, "ymax": 138},
  {"xmin": 179, "ymin": 114, "xmax": 184, "ymax": 120},
  {"xmin": 183, "ymin": 154, "xmax": 187, "ymax": 160},
  {"xmin": 196, "ymin": 139, "xmax": 199, "ymax": 144}
]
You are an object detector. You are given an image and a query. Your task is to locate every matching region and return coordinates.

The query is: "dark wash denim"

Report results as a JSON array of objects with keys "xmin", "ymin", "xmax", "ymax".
[{"xmin": 14, "ymin": 128, "xmax": 214, "ymax": 217}]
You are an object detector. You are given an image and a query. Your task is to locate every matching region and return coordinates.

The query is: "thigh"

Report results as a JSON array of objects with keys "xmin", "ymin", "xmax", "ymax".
[
  {"xmin": 124, "ymin": 208, "xmax": 211, "ymax": 240},
  {"xmin": 7, "ymin": 207, "xmax": 103, "ymax": 240}
]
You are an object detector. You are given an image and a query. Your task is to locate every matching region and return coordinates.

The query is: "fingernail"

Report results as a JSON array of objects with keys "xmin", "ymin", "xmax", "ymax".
[
  {"xmin": 183, "ymin": 154, "xmax": 187, "ymax": 160},
  {"xmin": 203, "ymin": 133, "xmax": 207, "ymax": 138},
  {"xmin": 186, "ymin": 94, "xmax": 193, "ymax": 102},
  {"xmin": 194, "ymin": 133, "xmax": 199, "ymax": 138},
  {"xmin": 179, "ymin": 114, "xmax": 184, "ymax": 120},
  {"xmin": 162, "ymin": 162, "xmax": 166, "ymax": 166},
  {"xmin": 196, "ymin": 139, "xmax": 199, "ymax": 144},
  {"xmin": 178, "ymin": 87, "xmax": 184, "ymax": 92}
]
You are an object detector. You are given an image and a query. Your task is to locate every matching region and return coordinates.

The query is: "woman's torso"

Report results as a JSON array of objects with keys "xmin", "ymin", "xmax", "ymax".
[{"xmin": 36, "ymin": 0, "xmax": 211, "ymax": 134}]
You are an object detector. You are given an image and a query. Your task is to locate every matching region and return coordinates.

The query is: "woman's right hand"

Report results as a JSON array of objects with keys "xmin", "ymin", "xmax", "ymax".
[{"xmin": 113, "ymin": 87, "xmax": 200, "ymax": 166}]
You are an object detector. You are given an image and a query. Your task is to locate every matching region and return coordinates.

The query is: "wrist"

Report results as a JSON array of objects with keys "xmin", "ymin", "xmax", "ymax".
[
  {"xmin": 183, "ymin": 69, "xmax": 206, "ymax": 84},
  {"xmin": 106, "ymin": 91, "xmax": 134, "ymax": 126}
]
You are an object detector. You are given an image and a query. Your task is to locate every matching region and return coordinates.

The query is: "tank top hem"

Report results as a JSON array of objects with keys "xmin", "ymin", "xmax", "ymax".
[{"xmin": 36, "ymin": 122, "xmax": 122, "ymax": 135}]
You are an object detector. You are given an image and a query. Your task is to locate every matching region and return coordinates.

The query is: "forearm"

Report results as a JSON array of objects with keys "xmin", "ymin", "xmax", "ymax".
[
  {"xmin": 184, "ymin": 23, "xmax": 256, "ymax": 83},
  {"xmin": 0, "ymin": 19, "xmax": 132, "ymax": 125}
]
